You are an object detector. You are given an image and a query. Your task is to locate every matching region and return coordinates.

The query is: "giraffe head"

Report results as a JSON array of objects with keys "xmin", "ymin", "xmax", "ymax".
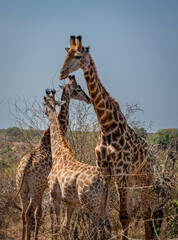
[
  {"xmin": 43, "ymin": 89, "xmax": 63, "ymax": 116},
  {"xmin": 59, "ymin": 75, "xmax": 91, "ymax": 104},
  {"xmin": 60, "ymin": 35, "xmax": 90, "ymax": 80}
]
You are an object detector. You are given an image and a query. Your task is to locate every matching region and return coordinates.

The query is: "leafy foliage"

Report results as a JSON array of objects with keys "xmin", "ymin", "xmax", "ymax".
[{"xmin": 152, "ymin": 128, "xmax": 178, "ymax": 146}]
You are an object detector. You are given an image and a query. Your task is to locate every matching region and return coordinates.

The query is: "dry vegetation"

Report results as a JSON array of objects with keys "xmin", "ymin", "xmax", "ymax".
[{"xmin": 0, "ymin": 98, "xmax": 177, "ymax": 239}]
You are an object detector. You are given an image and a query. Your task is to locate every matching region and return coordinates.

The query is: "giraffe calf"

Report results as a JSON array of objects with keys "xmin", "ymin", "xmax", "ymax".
[{"xmin": 44, "ymin": 90, "xmax": 111, "ymax": 240}]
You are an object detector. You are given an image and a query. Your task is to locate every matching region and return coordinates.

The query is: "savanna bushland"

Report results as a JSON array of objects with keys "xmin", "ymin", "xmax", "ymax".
[{"xmin": 0, "ymin": 96, "xmax": 177, "ymax": 239}]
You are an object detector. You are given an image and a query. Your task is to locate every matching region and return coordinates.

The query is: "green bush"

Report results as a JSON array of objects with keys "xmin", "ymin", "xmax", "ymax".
[{"xmin": 151, "ymin": 128, "xmax": 178, "ymax": 146}]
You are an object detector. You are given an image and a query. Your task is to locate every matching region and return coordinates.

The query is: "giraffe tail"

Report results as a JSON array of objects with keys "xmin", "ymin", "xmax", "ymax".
[{"xmin": 12, "ymin": 169, "xmax": 26, "ymax": 202}]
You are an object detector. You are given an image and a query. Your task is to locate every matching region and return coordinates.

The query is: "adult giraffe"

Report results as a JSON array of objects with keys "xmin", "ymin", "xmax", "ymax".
[
  {"xmin": 16, "ymin": 76, "xmax": 90, "ymax": 240},
  {"xmin": 60, "ymin": 36, "xmax": 155, "ymax": 240}
]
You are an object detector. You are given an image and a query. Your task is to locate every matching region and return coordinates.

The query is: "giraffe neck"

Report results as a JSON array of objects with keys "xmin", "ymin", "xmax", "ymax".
[
  {"xmin": 57, "ymin": 88, "xmax": 70, "ymax": 136},
  {"xmin": 82, "ymin": 54, "xmax": 126, "ymax": 134},
  {"xmin": 48, "ymin": 106, "xmax": 74, "ymax": 164},
  {"xmin": 39, "ymin": 89, "xmax": 70, "ymax": 149}
]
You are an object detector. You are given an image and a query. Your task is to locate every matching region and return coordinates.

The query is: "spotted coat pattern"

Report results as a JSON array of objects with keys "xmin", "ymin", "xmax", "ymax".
[
  {"xmin": 16, "ymin": 77, "xmax": 90, "ymax": 240},
  {"xmin": 60, "ymin": 36, "xmax": 155, "ymax": 240},
  {"xmin": 44, "ymin": 91, "xmax": 111, "ymax": 240}
]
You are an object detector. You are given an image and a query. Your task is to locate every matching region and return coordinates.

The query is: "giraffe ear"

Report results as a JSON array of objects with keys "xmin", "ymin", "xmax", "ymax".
[
  {"xmin": 61, "ymin": 101, "xmax": 66, "ymax": 106},
  {"xmin": 65, "ymin": 48, "xmax": 70, "ymax": 52},
  {"xmin": 54, "ymin": 100, "xmax": 61, "ymax": 106},
  {"xmin": 58, "ymin": 85, "xmax": 64, "ymax": 90},
  {"xmin": 82, "ymin": 46, "xmax": 90, "ymax": 53},
  {"xmin": 54, "ymin": 100, "xmax": 66, "ymax": 106}
]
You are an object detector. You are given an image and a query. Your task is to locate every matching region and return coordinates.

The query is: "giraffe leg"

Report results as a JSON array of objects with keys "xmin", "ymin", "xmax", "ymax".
[
  {"xmin": 50, "ymin": 191, "xmax": 61, "ymax": 240},
  {"xmin": 62, "ymin": 204, "xmax": 75, "ymax": 240},
  {"xmin": 19, "ymin": 194, "xmax": 29, "ymax": 240},
  {"xmin": 90, "ymin": 215, "xmax": 110, "ymax": 240},
  {"xmin": 25, "ymin": 198, "xmax": 36, "ymax": 240},
  {"xmin": 21, "ymin": 211, "xmax": 26, "ymax": 240},
  {"xmin": 25, "ymin": 198, "xmax": 37, "ymax": 240},
  {"xmin": 50, "ymin": 205, "xmax": 54, "ymax": 239},
  {"xmin": 34, "ymin": 200, "xmax": 42, "ymax": 240},
  {"xmin": 115, "ymin": 176, "xmax": 134, "ymax": 240},
  {"xmin": 90, "ymin": 215, "xmax": 100, "ymax": 240},
  {"xmin": 137, "ymin": 175, "xmax": 154, "ymax": 240}
]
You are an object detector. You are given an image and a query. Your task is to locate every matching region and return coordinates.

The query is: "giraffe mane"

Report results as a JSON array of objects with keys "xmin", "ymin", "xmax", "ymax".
[
  {"xmin": 88, "ymin": 54, "xmax": 121, "ymax": 110},
  {"xmin": 60, "ymin": 85, "xmax": 67, "ymax": 100},
  {"xmin": 39, "ymin": 127, "xmax": 50, "ymax": 144},
  {"xmin": 54, "ymin": 110, "xmax": 74, "ymax": 157}
]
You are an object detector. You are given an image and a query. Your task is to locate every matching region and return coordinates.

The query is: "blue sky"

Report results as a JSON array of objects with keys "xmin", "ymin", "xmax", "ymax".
[{"xmin": 0, "ymin": 0, "xmax": 178, "ymax": 131}]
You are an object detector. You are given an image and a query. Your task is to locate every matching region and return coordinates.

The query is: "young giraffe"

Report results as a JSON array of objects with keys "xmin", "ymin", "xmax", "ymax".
[
  {"xmin": 43, "ymin": 89, "xmax": 111, "ymax": 240},
  {"xmin": 16, "ymin": 75, "xmax": 90, "ymax": 240},
  {"xmin": 60, "ymin": 36, "xmax": 156, "ymax": 240}
]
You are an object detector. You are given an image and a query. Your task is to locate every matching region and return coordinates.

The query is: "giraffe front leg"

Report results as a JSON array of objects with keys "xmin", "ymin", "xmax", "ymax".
[
  {"xmin": 20, "ymin": 196, "xmax": 28, "ymax": 240},
  {"xmin": 50, "ymin": 187, "xmax": 62, "ymax": 240},
  {"xmin": 19, "ymin": 194, "xmax": 29, "ymax": 240},
  {"xmin": 34, "ymin": 200, "xmax": 42, "ymax": 240},
  {"xmin": 25, "ymin": 198, "xmax": 35, "ymax": 240},
  {"xmin": 115, "ymin": 175, "xmax": 134, "ymax": 240},
  {"xmin": 137, "ymin": 175, "xmax": 154, "ymax": 240},
  {"xmin": 62, "ymin": 204, "xmax": 75, "ymax": 240}
]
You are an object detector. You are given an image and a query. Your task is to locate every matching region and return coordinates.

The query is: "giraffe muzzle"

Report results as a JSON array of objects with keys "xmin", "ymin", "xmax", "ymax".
[{"xmin": 60, "ymin": 68, "xmax": 69, "ymax": 80}]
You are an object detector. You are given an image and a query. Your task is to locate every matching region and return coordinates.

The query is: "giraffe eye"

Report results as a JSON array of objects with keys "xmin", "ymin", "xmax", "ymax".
[{"xmin": 75, "ymin": 55, "xmax": 81, "ymax": 59}]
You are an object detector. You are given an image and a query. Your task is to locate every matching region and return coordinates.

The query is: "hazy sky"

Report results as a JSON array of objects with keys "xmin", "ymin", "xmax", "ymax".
[{"xmin": 0, "ymin": 0, "xmax": 178, "ymax": 131}]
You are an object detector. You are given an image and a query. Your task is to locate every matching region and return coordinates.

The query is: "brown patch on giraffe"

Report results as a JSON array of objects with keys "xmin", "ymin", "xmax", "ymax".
[
  {"xmin": 80, "ymin": 174, "xmax": 87, "ymax": 181},
  {"xmin": 95, "ymin": 94, "xmax": 102, "ymax": 105},
  {"xmin": 144, "ymin": 148, "xmax": 148, "ymax": 156},
  {"xmin": 89, "ymin": 82, "xmax": 96, "ymax": 91},
  {"xmin": 102, "ymin": 161, "xmax": 109, "ymax": 168},
  {"xmin": 101, "ymin": 148, "xmax": 106, "ymax": 158},
  {"xmin": 97, "ymin": 109, "xmax": 105, "ymax": 118},
  {"xmin": 84, "ymin": 179, "xmax": 91, "ymax": 186},
  {"xmin": 119, "ymin": 122, "xmax": 124, "ymax": 135},
  {"xmin": 105, "ymin": 100, "xmax": 110, "ymax": 109},
  {"xmin": 125, "ymin": 132, "xmax": 130, "ymax": 141},
  {"xmin": 119, "ymin": 112, "xmax": 124, "ymax": 122},
  {"xmin": 113, "ymin": 109, "xmax": 118, "ymax": 122},
  {"xmin": 112, "ymin": 143, "xmax": 120, "ymax": 150},
  {"xmin": 86, "ymin": 76, "xmax": 90, "ymax": 82},
  {"xmin": 118, "ymin": 151, "xmax": 123, "ymax": 160},
  {"xmin": 97, "ymin": 101, "xmax": 105, "ymax": 109},
  {"xmin": 117, "ymin": 160, "xmax": 123, "ymax": 168},
  {"xmin": 112, "ymin": 129, "xmax": 121, "ymax": 141},
  {"xmin": 100, "ymin": 114, "xmax": 108, "ymax": 125},
  {"xmin": 132, "ymin": 152, "xmax": 139, "ymax": 164},
  {"xmin": 95, "ymin": 149, "xmax": 101, "ymax": 160},
  {"xmin": 134, "ymin": 146, "xmax": 138, "ymax": 153},
  {"xmin": 91, "ymin": 90, "xmax": 98, "ymax": 99},
  {"xmin": 105, "ymin": 122, "xmax": 118, "ymax": 133},
  {"xmin": 115, "ymin": 168, "xmax": 121, "ymax": 174},
  {"xmin": 90, "ymin": 76, "xmax": 94, "ymax": 83},
  {"xmin": 119, "ymin": 136, "xmax": 125, "ymax": 147},
  {"xmin": 124, "ymin": 142, "xmax": 131, "ymax": 151},
  {"xmin": 106, "ymin": 134, "xmax": 111, "ymax": 144},
  {"xmin": 110, "ymin": 152, "xmax": 116, "ymax": 161},
  {"xmin": 107, "ymin": 111, "xmax": 113, "ymax": 122}
]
